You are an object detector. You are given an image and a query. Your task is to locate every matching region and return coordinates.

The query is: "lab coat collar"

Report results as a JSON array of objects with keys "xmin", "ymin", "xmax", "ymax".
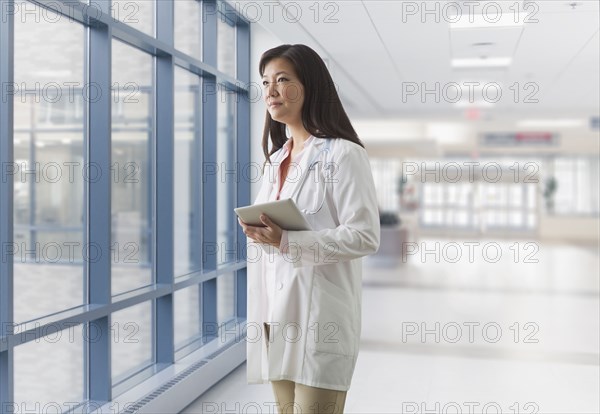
[
  {"xmin": 271, "ymin": 136, "xmax": 329, "ymax": 201},
  {"xmin": 274, "ymin": 135, "xmax": 325, "ymax": 163}
]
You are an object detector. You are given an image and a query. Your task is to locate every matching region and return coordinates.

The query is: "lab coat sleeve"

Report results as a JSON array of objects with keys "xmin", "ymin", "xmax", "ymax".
[
  {"xmin": 279, "ymin": 230, "xmax": 290, "ymax": 253},
  {"xmin": 283, "ymin": 145, "xmax": 381, "ymax": 268}
]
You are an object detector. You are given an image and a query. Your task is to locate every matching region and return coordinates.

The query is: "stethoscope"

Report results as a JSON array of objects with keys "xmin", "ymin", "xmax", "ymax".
[{"xmin": 274, "ymin": 138, "xmax": 333, "ymax": 215}]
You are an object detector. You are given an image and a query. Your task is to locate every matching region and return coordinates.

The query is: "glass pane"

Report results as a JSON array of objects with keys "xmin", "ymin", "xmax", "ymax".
[
  {"xmin": 217, "ymin": 14, "xmax": 236, "ymax": 77},
  {"xmin": 216, "ymin": 84, "xmax": 236, "ymax": 266},
  {"xmin": 175, "ymin": 0, "xmax": 201, "ymax": 58},
  {"xmin": 424, "ymin": 209, "xmax": 442, "ymax": 225},
  {"xmin": 423, "ymin": 184, "xmax": 442, "ymax": 206},
  {"xmin": 590, "ymin": 157, "xmax": 600, "ymax": 213},
  {"xmin": 527, "ymin": 184, "xmax": 537, "ymax": 209},
  {"xmin": 174, "ymin": 67, "xmax": 201, "ymax": 277},
  {"xmin": 422, "ymin": 209, "xmax": 433, "ymax": 225},
  {"xmin": 484, "ymin": 210, "xmax": 496, "ymax": 227},
  {"xmin": 423, "ymin": 185, "xmax": 433, "ymax": 203},
  {"xmin": 112, "ymin": 301, "xmax": 153, "ymax": 383},
  {"xmin": 447, "ymin": 185, "xmax": 458, "ymax": 204},
  {"xmin": 495, "ymin": 210, "xmax": 507, "ymax": 226},
  {"xmin": 554, "ymin": 157, "xmax": 574, "ymax": 213},
  {"xmin": 13, "ymin": 1, "xmax": 85, "ymax": 323},
  {"xmin": 509, "ymin": 185, "xmax": 523, "ymax": 207},
  {"xmin": 455, "ymin": 211, "xmax": 468, "ymax": 226},
  {"xmin": 456, "ymin": 183, "xmax": 469, "ymax": 207},
  {"xmin": 576, "ymin": 158, "xmax": 591, "ymax": 213},
  {"xmin": 435, "ymin": 209, "xmax": 443, "ymax": 226},
  {"xmin": 496, "ymin": 184, "xmax": 508, "ymax": 205},
  {"xmin": 112, "ymin": 0, "xmax": 154, "ymax": 37},
  {"xmin": 14, "ymin": 325, "xmax": 84, "ymax": 407},
  {"xmin": 111, "ymin": 40, "xmax": 153, "ymax": 296},
  {"xmin": 509, "ymin": 211, "xmax": 523, "ymax": 227},
  {"xmin": 217, "ymin": 272, "xmax": 235, "ymax": 324},
  {"xmin": 175, "ymin": 285, "xmax": 201, "ymax": 350},
  {"xmin": 484, "ymin": 185, "xmax": 502, "ymax": 206}
]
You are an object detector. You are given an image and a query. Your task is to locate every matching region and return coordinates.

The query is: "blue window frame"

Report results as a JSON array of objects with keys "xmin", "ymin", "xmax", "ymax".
[{"xmin": 0, "ymin": 0, "xmax": 250, "ymax": 407}]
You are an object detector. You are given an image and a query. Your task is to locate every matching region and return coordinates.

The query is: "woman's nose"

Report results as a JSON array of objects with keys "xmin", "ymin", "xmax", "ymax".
[{"xmin": 265, "ymin": 82, "xmax": 278, "ymax": 99}]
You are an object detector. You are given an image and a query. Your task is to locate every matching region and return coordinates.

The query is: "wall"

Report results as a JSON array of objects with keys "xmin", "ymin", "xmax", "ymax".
[{"xmin": 249, "ymin": 23, "xmax": 284, "ymax": 203}]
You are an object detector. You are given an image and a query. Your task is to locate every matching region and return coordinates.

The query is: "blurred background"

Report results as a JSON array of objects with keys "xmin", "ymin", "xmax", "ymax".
[
  {"xmin": 204, "ymin": 1, "xmax": 600, "ymax": 412},
  {"xmin": 0, "ymin": 0, "xmax": 597, "ymax": 413}
]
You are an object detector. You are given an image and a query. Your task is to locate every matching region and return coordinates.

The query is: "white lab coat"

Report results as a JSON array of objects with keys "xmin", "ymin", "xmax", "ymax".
[{"xmin": 245, "ymin": 136, "xmax": 380, "ymax": 392}]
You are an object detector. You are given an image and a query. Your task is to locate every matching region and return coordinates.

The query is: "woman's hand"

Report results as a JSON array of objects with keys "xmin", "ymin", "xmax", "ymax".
[{"xmin": 238, "ymin": 214, "xmax": 282, "ymax": 248}]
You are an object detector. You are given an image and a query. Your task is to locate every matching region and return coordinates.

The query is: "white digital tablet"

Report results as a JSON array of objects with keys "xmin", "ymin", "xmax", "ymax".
[{"xmin": 234, "ymin": 198, "xmax": 312, "ymax": 231}]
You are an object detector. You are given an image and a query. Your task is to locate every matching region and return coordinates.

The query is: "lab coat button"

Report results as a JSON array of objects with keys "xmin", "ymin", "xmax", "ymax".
[{"xmin": 277, "ymin": 282, "xmax": 283, "ymax": 290}]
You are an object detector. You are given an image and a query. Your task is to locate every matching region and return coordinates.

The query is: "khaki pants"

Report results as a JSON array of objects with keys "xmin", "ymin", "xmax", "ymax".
[{"xmin": 264, "ymin": 323, "xmax": 348, "ymax": 414}]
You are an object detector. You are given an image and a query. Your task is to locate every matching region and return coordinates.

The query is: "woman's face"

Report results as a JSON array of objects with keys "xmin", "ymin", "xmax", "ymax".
[{"xmin": 262, "ymin": 57, "xmax": 304, "ymax": 125}]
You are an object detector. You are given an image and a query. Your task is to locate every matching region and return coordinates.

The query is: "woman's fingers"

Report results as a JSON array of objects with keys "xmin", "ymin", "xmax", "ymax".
[
  {"xmin": 260, "ymin": 214, "xmax": 281, "ymax": 231},
  {"xmin": 238, "ymin": 214, "xmax": 279, "ymax": 246}
]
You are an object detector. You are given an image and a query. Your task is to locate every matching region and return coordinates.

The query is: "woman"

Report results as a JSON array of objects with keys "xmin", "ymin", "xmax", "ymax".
[{"xmin": 238, "ymin": 44, "xmax": 380, "ymax": 414}]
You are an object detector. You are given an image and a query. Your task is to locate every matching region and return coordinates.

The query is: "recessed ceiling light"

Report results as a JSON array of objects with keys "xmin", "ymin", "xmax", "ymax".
[{"xmin": 452, "ymin": 57, "xmax": 512, "ymax": 68}]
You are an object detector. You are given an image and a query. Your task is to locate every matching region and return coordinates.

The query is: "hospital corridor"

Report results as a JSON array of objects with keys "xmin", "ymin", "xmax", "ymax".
[{"xmin": 0, "ymin": 1, "xmax": 598, "ymax": 413}]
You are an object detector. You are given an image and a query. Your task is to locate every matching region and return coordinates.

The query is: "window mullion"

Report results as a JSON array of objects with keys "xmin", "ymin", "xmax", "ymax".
[
  {"xmin": 154, "ymin": 0, "xmax": 175, "ymax": 366},
  {"xmin": 87, "ymin": 0, "xmax": 113, "ymax": 402},
  {"xmin": 0, "ymin": 0, "xmax": 15, "ymax": 406},
  {"xmin": 201, "ymin": 0, "xmax": 218, "ymax": 341}
]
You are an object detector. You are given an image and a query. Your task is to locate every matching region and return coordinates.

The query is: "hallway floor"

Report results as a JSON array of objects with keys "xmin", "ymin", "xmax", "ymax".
[{"xmin": 182, "ymin": 239, "xmax": 600, "ymax": 413}]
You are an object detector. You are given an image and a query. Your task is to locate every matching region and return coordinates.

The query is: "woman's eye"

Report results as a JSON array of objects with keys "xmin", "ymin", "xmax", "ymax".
[
  {"xmin": 262, "ymin": 81, "xmax": 268, "ymax": 86},
  {"xmin": 277, "ymin": 77, "xmax": 288, "ymax": 82}
]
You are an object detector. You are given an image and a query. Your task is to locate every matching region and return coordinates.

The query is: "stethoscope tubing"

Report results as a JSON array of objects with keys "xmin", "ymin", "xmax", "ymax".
[{"xmin": 271, "ymin": 139, "xmax": 332, "ymax": 215}]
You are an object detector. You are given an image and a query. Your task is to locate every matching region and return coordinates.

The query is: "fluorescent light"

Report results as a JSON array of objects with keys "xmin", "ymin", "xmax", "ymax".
[
  {"xmin": 452, "ymin": 57, "xmax": 512, "ymax": 68},
  {"xmin": 449, "ymin": 12, "xmax": 529, "ymax": 29},
  {"xmin": 517, "ymin": 119, "xmax": 586, "ymax": 128}
]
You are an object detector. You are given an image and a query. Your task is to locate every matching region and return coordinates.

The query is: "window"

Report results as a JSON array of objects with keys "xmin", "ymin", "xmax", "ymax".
[
  {"xmin": 217, "ymin": 83, "xmax": 237, "ymax": 266},
  {"xmin": 371, "ymin": 159, "xmax": 401, "ymax": 211},
  {"xmin": 552, "ymin": 156, "xmax": 600, "ymax": 216},
  {"xmin": 112, "ymin": 0, "xmax": 155, "ymax": 37},
  {"xmin": 1, "ymin": 0, "xmax": 251, "ymax": 406},
  {"xmin": 12, "ymin": 0, "xmax": 86, "ymax": 324},
  {"xmin": 111, "ymin": 39, "xmax": 154, "ymax": 296},
  {"xmin": 175, "ymin": 0, "xmax": 202, "ymax": 59},
  {"xmin": 174, "ymin": 66, "xmax": 202, "ymax": 277},
  {"xmin": 217, "ymin": 13, "xmax": 236, "ymax": 78},
  {"xmin": 372, "ymin": 157, "xmax": 541, "ymax": 233}
]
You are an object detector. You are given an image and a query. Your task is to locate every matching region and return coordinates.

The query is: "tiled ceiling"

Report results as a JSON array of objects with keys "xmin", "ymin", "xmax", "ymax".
[{"xmin": 250, "ymin": 0, "xmax": 600, "ymax": 122}]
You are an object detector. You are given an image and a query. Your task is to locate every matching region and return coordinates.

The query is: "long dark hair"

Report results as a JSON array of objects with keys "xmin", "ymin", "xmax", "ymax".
[{"xmin": 259, "ymin": 44, "xmax": 364, "ymax": 170}]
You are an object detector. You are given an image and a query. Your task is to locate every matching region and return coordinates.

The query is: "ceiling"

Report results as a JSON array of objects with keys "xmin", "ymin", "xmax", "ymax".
[{"xmin": 248, "ymin": 0, "xmax": 600, "ymax": 124}]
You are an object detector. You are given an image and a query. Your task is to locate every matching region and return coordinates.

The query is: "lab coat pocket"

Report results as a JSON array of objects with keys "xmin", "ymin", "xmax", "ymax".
[{"xmin": 306, "ymin": 273, "xmax": 355, "ymax": 357}]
